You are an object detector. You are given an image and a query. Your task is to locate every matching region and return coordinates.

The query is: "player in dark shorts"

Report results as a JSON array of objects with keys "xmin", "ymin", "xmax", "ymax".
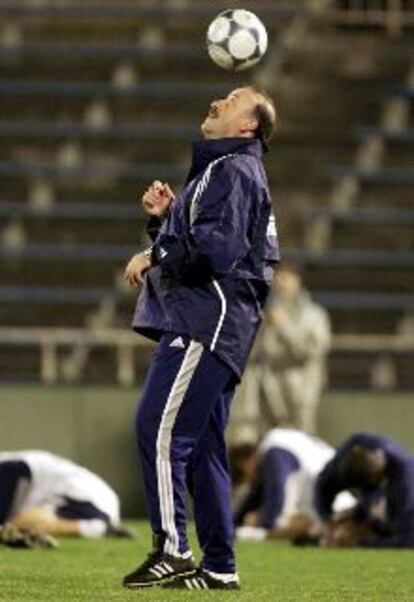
[{"xmin": 0, "ymin": 450, "xmax": 132, "ymax": 542}]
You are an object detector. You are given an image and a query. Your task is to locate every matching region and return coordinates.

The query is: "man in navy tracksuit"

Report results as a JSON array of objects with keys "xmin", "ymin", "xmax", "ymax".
[
  {"xmin": 122, "ymin": 86, "xmax": 279, "ymax": 590},
  {"xmin": 315, "ymin": 432, "xmax": 414, "ymax": 548}
]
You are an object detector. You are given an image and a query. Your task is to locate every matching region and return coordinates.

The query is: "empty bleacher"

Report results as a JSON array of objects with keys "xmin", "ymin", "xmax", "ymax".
[{"xmin": 0, "ymin": 0, "xmax": 413, "ymax": 388}]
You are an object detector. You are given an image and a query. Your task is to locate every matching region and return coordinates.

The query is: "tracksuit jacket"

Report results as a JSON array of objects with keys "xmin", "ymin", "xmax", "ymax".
[
  {"xmin": 133, "ymin": 137, "xmax": 280, "ymax": 377},
  {"xmin": 315, "ymin": 432, "xmax": 414, "ymax": 548}
]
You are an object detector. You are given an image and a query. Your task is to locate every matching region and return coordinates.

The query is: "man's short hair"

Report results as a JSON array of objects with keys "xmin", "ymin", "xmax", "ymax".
[
  {"xmin": 229, "ymin": 443, "xmax": 257, "ymax": 486},
  {"xmin": 249, "ymin": 87, "xmax": 277, "ymax": 152},
  {"xmin": 337, "ymin": 445, "xmax": 382, "ymax": 487}
]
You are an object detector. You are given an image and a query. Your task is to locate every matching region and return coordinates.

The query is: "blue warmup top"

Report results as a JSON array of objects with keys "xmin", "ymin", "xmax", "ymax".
[
  {"xmin": 133, "ymin": 137, "xmax": 280, "ymax": 378},
  {"xmin": 315, "ymin": 432, "xmax": 414, "ymax": 548}
]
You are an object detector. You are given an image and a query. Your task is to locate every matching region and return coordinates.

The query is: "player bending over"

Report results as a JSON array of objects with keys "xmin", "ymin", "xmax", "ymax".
[
  {"xmin": 123, "ymin": 86, "xmax": 279, "ymax": 590},
  {"xmin": 0, "ymin": 450, "xmax": 132, "ymax": 541},
  {"xmin": 315, "ymin": 432, "xmax": 414, "ymax": 548},
  {"xmin": 231, "ymin": 428, "xmax": 355, "ymax": 542}
]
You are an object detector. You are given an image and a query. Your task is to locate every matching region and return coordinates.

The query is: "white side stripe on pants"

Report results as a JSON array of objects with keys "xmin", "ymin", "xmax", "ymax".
[{"xmin": 156, "ymin": 340, "xmax": 204, "ymax": 556}]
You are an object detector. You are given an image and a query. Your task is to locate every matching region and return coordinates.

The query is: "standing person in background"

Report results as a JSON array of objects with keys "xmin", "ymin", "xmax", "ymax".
[
  {"xmin": 231, "ymin": 262, "xmax": 331, "ymax": 441},
  {"xmin": 123, "ymin": 87, "xmax": 279, "ymax": 590}
]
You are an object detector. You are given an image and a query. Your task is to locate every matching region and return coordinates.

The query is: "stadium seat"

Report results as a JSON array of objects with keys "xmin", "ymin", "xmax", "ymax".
[{"xmin": 1, "ymin": 0, "xmax": 413, "ymax": 387}]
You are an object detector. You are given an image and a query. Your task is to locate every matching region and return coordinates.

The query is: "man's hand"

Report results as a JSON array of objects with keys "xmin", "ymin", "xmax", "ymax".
[
  {"xmin": 124, "ymin": 252, "xmax": 152, "ymax": 287},
  {"xmin": 270, "ymin": 306, "xmax": 289, "ymax": 328},
  {"xmin": 243, "ymin": 511, "xmax": 259, "ymax": 527},
  {"xmin": 319, "ymin": 517, "xmax": 367, "ymax": 548},
  {"xmin": 142, "ymin": 180, "xmax": 175, "ymax": 218}
]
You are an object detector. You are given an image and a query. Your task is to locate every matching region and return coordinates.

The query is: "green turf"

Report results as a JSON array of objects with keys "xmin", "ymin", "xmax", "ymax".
[{"xmin": 1, "ymin": 522, "xmax": 414, "ymax": 601}]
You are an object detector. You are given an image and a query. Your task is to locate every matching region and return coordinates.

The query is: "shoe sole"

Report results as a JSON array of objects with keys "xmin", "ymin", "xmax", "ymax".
[
  {"xmin": 123, "ymin": 569, "xmax": 196, "ymax": 589},
  {"xmin": 164, "ymin": 582, "xmax": 241, "ymax": 591}
]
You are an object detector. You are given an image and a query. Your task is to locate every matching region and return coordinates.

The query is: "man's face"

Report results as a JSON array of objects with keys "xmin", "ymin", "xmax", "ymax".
[
  {"xmin": 201, "ymin": 87, "xmax": 259, "ymax": 140},
  {"xmin": 240, "ymin": 452, "xmax": 259, "ymax": 484},
  {"xmin": 274, "ymin": 269, "xmax": 302, "ymax": 299}
]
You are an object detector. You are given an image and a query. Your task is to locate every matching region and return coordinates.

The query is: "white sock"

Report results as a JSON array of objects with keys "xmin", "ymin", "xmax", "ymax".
[
  {"xmin": 203, "ymin": 569, "xmax": 240, "ymax": 584},
  {"xmin": 167, "ymin": 549, "xmax": 194, "ymax": 560},
  {"xmin": 78, "ymin": 519, "xmax": 107, "ymax": 538},
  {"xmin": 236, "ymin": 525, "xmax": 267, "ymax": 541}
]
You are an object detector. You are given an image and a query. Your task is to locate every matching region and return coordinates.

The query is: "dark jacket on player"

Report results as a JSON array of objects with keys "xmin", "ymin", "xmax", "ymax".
[
  {"xmin": 315, "ymin": 432, "xmax": 414, "ymax": 548},
  {"xmin": 133, "ymin": 137, "xmax": 279, "ymax": 377}
]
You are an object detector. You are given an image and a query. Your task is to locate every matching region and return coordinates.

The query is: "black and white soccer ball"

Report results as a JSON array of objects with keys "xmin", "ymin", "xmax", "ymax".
[{"xmin": 206, "ymin": 9, "xmax": 268, "ymax": 71}]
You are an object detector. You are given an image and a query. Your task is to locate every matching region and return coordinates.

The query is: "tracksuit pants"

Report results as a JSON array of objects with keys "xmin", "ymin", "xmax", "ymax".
[{"xmin": 135, "ymin": 332, "xmax": 237, "ymax": 574}]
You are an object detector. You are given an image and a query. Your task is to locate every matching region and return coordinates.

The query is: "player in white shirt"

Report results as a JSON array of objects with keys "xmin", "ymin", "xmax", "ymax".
[
  {"xmin": 230, "ymin": 428, "xmax": 354, "ymax": 541},
  {"xmin": 0, "ymin": 450, "xmax": 132, "ymax": 539}
]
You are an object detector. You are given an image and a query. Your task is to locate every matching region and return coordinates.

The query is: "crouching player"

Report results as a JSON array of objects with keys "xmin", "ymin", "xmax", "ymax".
[
  {"xmin": 315, "ymin": 432, "xmax": 414, "ymax": 548},
  {"xmin": 231, "ymin": 428, "xmax": 355, "ymax": 541},
  {"xmin": 0, "ymin": 450, "xmax": 133, "ymax": 544}
]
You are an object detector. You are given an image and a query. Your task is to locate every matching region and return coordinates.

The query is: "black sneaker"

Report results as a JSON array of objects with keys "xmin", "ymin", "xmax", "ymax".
[
  {"xmin": 163, "ymin": 567, "xmax": 240, "ymax": 590},
  {"xmin": 122, "ymin": 550, "xmax": 196, "ymax": 588}
]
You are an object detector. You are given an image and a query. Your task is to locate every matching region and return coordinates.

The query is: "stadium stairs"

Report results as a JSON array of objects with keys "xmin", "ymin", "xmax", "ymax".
[
  {"xmin": 282, "ymin": 2, "xmax": 414, "ymax": 388},
  {"xmin": 0, "ymin": 0, "xmax": 413, "ymax": 388}
]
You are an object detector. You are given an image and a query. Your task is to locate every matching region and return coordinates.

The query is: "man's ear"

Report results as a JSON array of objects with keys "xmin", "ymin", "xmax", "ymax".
[
  {"xmin": 240, "ymin": 118, "xmax": 258, "ymax": 137},
  {"xmin": 371, "ymin": 449, "xmax": 386, "ymax": 473}
]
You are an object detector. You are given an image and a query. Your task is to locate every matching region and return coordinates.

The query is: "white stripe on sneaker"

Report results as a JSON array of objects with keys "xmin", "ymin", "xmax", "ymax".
[
  {"xmin": 155, "ymin": 564, "xmax": 167, "ymax": 576},
  {"xmin": 162, "ymin": 562, "xmax": 174, "ymax": 574}
]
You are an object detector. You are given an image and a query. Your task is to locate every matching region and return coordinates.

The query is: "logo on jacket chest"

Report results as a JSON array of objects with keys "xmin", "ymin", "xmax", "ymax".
[
  {"xmin": 266, "ymin": 214, "xmax": 277, "ymax": 237},
  {"xmin": 169, "ymin": 336, "xmax": 186, "ymax": 349}
]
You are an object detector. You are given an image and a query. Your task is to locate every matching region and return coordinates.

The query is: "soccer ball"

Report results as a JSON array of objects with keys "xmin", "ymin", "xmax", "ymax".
[{"xmin": 206, "ymin": 9, "xmax": 268, "ymax": 71}]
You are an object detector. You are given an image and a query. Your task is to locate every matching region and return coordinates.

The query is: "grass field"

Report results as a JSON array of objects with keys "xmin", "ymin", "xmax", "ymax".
[{"xmin": 1, "ymin": 522, "xmax": 414, "ymax": 601}]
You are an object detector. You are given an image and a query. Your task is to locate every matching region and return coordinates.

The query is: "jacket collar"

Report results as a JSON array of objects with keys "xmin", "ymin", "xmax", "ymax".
[{"xmin": 186, "ymin": 137, "xmax": 263, "ymax": 182}]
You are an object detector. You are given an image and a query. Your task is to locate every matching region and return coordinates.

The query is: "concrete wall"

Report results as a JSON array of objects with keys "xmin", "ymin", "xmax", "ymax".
[
  {"xmin": 318, "ymin": 391, "xmax": 414, "ymax": 452},
  {"xmin": 0, "ymin": 385, "xmax": 141, "ymax": 516},
  {"xmin": 1, "ymin": 385, "xmax": 413, "ymax": 516}
]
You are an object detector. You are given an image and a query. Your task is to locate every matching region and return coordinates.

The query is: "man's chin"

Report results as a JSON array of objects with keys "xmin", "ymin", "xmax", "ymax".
[{"xmin": 201, "ymin": 121, "xmax": 214, "ymax": 139}]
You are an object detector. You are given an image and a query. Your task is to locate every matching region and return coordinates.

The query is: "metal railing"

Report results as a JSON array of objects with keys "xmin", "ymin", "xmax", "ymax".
[
  {"xmin": 0, "ymin": 327, "xmax": 413, "ymax": 386},
  {"xmin": 0, "ymin": 327, "xmax": 152, "ymax": 386}
]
